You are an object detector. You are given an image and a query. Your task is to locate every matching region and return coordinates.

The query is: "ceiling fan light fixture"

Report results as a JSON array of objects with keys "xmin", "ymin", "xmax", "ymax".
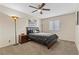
[
  {"xmin": 29, "ymin": 3, "xmax": 50, "ymax": 14},
  {"xmin": 38, "ymin": 9, "xmax": 42, "ymax": 12}
]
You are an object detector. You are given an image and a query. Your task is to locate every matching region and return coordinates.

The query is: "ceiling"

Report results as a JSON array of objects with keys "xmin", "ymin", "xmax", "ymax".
[{"xmin": 0, "ymin": 3, "xmax": 79, "ymax": 18}]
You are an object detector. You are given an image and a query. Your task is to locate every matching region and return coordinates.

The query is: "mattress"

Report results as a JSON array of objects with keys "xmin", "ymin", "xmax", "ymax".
[{"xmin": 29, "ymin": 33, "xmax": 53, "ymax": 36}]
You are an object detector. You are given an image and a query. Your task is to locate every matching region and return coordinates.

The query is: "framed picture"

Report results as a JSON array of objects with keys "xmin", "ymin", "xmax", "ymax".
[{"xmin": 28, "ymin": 19, "xmax": 37, "ymax": 27}]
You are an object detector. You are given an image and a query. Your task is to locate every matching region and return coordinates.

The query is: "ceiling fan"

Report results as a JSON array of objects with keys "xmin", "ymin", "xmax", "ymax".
[{"xmin": 29, "ymin": 3, "xmax": 50, "ymax": 14}]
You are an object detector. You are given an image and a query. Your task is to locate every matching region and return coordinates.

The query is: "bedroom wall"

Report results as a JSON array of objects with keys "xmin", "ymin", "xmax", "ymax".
[
  {"xmin": 0, "ymin": 13, "xmax": 41, "ymax": 48},
  {"xmin": 0, "ymin": 12, "xmax": 40, "ymax": 48},
  {"xmin": 0, "ymin": 12, "xmax": 15, "ymax": 47},
  {"xmin": 0, "ymin": 5, "xmax": 41, "ymax": 48},
  {"xmin": 41, "ymin": 13, "xmax": 76, "ymax": 41},
  {"xmin": 75, "ymin": 26, "xmax": 79, "ymax": 51},
  {"xmin": 75, "ymin": 12, "xmax": 79, "ymax": 52}
]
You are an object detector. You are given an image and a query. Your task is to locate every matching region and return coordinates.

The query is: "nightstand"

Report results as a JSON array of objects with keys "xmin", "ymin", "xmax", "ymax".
[{"xmin": 19, "ymin": 35, "xmax": 29, "ymax": 44}]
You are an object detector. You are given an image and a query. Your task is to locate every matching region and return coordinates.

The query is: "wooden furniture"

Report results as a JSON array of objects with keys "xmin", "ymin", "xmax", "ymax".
[{"xmin": 19, "ymin": 35, "xmax": 29, "ymax": 44}]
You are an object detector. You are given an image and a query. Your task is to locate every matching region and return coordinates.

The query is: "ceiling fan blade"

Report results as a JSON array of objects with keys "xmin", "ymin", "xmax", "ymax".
[
  {"xmin": 32, "ymin": 10, "xmax": 38, "ymax": 13},
  {"xmin": 39, "ymin": 3, "xmax": 45, "ymax": 9},
  {"xmin": 29, "ymin": 5, "xmax": 38, "ymax": 9},
  {"xmin": 42, "ymin": 8, "xmax": 50, "ymax": 11},
  {"xmin": 40, "ymin": 11, "xmax": 43, "ymax": 14}
]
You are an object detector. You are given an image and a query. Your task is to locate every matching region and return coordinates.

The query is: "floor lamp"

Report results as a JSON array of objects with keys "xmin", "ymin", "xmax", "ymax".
[{"xmin": 11, "ymin": 16, "xmax": 19, "ymax": 46}]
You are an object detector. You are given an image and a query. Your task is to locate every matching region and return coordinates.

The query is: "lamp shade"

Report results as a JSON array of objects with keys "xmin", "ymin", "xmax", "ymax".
[{"xmin": 11, "ymin": 16, "xmax": 19, "ymax": 21}]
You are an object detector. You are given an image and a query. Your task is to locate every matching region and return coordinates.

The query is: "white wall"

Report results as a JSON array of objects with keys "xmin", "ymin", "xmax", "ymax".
[
  {"xmin": 75, "ymin": 26, "xmax": 79, "ymax": 51},
  {"xmin": 75, "ymin": 12, "xmax": 79, "ymax": 52},
  {"xmin": 0, "ymin": 12, "xmax": 15, "ymax": 48},
  {"xmin": 41, "ymin": 13, "xmax": 76, "ymax": 42},
  {"xmin": 0, "ymin": 13, "xmax": 41, "ymax": 48}
]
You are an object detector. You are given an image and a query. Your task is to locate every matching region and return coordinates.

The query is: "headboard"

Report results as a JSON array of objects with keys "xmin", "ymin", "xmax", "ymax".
[{"xmin": 26, "ymin": 27, "xmax": 39, "ymax": 35}]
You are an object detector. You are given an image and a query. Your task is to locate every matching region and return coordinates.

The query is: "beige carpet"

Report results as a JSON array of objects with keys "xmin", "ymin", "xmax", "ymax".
[{"xmin": 0, "ymin": 40, "xmax": 78, "ymax": 55}]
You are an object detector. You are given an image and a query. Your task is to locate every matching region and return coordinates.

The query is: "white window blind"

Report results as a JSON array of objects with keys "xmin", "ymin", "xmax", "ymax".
[{"xmin": 49, "ymin": 20, "xmax": 60, "ymax": 32}]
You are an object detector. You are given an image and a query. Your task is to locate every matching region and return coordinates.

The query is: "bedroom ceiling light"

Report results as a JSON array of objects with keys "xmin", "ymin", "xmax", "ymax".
[
  {"xmin": 38, "ymin": 9, "xmax": 41, "ymax": 12},
  {"xmin": 10, "ymin": 16, "xmax": 19, "ymax": 46},
  {"xmin": 29, "ymin": 3, "xmax": 50, "ymax": 14}
]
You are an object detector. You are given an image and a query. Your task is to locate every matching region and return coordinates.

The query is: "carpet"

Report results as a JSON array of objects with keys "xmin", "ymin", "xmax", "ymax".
[{"xmin": 0, "ymin": 40, "xmax": 78, "ymax": 55}]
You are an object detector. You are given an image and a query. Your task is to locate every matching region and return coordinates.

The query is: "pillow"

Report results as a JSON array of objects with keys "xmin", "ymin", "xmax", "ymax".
[{"xmin": 27, "ymin": 30, "xmax": 33, "ymax": 34}]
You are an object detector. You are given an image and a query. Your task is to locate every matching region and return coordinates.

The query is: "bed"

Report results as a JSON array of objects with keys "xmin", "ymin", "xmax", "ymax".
[{"xmin": 26, "ymin": 27, "xmax": 58, "ymax": 49}]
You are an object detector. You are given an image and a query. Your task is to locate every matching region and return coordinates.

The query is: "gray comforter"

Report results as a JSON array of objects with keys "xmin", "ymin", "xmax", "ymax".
[{"xmin": 28, "ymin": 33, "xmax": 58, "ymax": 46}]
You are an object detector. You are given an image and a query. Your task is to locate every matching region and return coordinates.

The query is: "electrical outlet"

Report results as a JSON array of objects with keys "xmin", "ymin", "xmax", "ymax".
[{"xmin": 9, "ymin": 40, "xmax": 11, "ymax": 43}]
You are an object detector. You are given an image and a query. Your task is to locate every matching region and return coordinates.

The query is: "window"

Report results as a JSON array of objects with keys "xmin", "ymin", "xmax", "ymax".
[{"xmin": 49, "ymin": 20, "xmax": 60, "ymax": 32}]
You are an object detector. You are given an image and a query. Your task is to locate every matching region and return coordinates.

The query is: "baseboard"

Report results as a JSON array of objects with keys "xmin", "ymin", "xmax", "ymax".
[{"xmin": 59, "ymin": 39, "xmax": 75, "ymax": 43}]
